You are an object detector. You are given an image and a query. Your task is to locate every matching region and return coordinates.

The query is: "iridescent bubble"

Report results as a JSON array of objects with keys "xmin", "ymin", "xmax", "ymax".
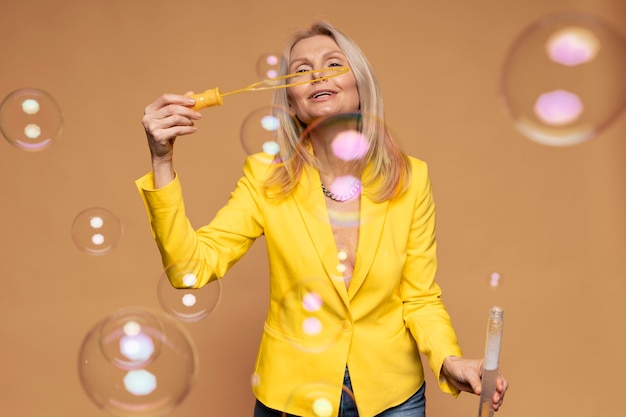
[
  {"xmin": 240, "ymin": 106, "xmax": 293, "ymax": 164},
  {"xmin": 500, "ymin": 12, "xmax": 626, "ymax": 146},
  {"xmin": 256, "ymin": 52, "xmax": 281, "ymax": 79},
  {"xmin": 284, "ymin": 382, "xmax": 355, "ymax": 417},
  {"xmin": 277, "ymin": 278, "xmax": 349, "ymax": 353},
  {"xmin": 157, "ymin": 259, "xmax": 222, "ymax": 322},
  {"xmin": 71, "ymin": 207, "xmax": 122, "ymax": 255},
  {"xmin": 0, "ymin": 88, "xmax": 63, "ymax": 151},
  {"xmin": 78, "ymin": 308, "xmax": 198, "ymax": 417}
]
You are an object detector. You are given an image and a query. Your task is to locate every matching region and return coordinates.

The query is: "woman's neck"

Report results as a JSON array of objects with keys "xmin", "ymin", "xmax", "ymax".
[{"xmin": 308, "ymin": 119, "xmax": 362, "ymax": 181}]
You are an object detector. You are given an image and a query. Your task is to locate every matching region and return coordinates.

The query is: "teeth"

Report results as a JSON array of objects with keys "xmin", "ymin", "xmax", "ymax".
[{"xmin": 313, "ymin": 91, "xmax": 332, "ymax": 98}]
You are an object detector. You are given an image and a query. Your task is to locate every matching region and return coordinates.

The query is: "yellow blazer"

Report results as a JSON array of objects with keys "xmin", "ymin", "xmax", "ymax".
[{"xmin": 136, "ymin": 155, "xmax": 463, "ymax": 416}]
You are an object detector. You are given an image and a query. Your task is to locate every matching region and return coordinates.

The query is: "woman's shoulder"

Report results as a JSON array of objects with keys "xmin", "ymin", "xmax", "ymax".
[
  {"xmin": 242, "ymin": 154, "xmax": 276, "ymax": 180},
  {"xmin": 406, "ymin": 155, "xmax": 430, "ymax": 178}
]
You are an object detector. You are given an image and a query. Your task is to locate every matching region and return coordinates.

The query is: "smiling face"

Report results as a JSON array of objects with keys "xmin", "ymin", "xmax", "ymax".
[{"xmin": 286, "ymin": 35, "xmax": 360, "ymax": 125}]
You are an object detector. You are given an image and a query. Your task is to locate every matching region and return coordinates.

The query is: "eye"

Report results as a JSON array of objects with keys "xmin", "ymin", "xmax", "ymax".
[{"xmin": 292, "ymin": 65, "xmax": 312, "ymax": 74}]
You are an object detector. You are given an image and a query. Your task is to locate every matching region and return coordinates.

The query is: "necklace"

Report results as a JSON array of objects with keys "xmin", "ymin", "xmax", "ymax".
[{"xmin": 321, "ymin": 180, "xmax": 361, "ymax": 202}]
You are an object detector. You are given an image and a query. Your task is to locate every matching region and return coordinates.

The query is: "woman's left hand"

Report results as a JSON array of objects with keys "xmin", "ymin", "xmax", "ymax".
[{"xmin": 441, "ymin": 356, "xmax": 508, "ymax": 411}]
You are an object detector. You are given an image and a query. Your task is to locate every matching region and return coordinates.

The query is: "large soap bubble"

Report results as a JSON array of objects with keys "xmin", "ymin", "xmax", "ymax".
[
  {"xmin": 78, "ymin": 308, "xmax": 199, "ymax": 417},
  {"xmin": 500, "ymin": 12, "xmax": 626, "ymax": 146},
  {"xmin": 0, "ymin": 88, "xmax": 63, "ymax": 151}
]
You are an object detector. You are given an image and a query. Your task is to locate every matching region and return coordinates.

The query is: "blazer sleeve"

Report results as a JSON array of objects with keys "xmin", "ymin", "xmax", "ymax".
[
  {"xmin": 135, "ymin": 157, "xmax": 266, "ymax": 288},
  {"xmin": 399, "ymin": 159, "xmax": 464, "ymax": 396}
]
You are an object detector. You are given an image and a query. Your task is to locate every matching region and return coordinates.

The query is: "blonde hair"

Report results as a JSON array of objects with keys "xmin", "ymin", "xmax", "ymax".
[{"xmin": 264, "ymin": 21, "xmax": 411, "ymax": 202}]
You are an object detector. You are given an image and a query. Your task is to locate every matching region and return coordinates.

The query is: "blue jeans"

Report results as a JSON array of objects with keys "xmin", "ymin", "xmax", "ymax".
[{"xmin": 253, "ymin": 367, "xmax": 426, "ymax": 417}]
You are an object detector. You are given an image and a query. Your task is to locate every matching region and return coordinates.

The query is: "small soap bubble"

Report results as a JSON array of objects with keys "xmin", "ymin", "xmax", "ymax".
[
  {"xmin": 277, "ymin": 278, "xmax": 349, "ymax": 353},
  {"xmin": 240, "ymin": 106, "xmax": 293, "ymax": 165},
  {"xmin": 71, "ymin": 207, "xmax": 122, "ymax": 255},
  {"xmin": 78, "ymin": 308, "xmax": 198, "ymax": 417},
  {"xmin": 256, "ymin": 52, "xmax": 281, "ymax": 79},
  {"xmin": 157, "ymin": 259, "xmax": 222, "ymax": 322},
  {"xmin": 0, "ymin": 88, "xmax": 63, "ymax": 151},
  {"xmin": 500, "ymin": 12, "xmax": 626, "ymax": 146}
]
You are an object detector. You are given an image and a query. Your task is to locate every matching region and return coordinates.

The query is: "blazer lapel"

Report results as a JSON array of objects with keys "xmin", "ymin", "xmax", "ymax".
[{"xmin": 348, "ymin": 182, "xmax": 388, "ymax": 299}]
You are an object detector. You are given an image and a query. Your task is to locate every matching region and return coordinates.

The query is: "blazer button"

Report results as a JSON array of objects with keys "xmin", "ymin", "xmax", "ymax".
[{"xmin": 341, "ymin": 321, "xmax": 352, "ymax": 332}]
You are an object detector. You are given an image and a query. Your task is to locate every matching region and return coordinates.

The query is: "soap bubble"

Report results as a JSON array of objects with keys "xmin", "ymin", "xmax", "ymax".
[
  {"xmin": 157, "ymin": 259, "xmax": 222, "ymax": 322},
  {"xmin": 256, "ymin": 52, "xmax": 282, "ymax": 79},
  {"xmin": 500, "ymin": 12, "xmax": 626, "ymax": 146},
  {"xmin": 78, "ymin": 308, "xmax": 198, "ymax": 417},
  {"xmin": 71, "ymin": 207, "xmax": 122, "ymax": 255},
  {"xmin": 240, "ymin": 106, "xmax": 294, "ymax": 164},
  {"xmin": 277, "ymin": 278, "xmax": 349, "ymax": 353},
  {"xmin": 0, "ymin": 88, "xmax": 63, "ymax": 151}
]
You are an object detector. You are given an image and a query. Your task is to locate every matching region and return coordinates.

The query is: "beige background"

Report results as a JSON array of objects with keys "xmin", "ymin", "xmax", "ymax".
[{"xmin": 1, "ymin": 0, "xmax": 625, "ymax": 416}]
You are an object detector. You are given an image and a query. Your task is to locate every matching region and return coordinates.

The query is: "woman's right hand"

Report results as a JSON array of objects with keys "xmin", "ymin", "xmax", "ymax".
[
  {"xmin": 142, "ymin": 92, "xmax": 201, "ymax": 187},
  {"xmin": 142, "ymin": 92, "xmax": 201, "ymax": 160}
]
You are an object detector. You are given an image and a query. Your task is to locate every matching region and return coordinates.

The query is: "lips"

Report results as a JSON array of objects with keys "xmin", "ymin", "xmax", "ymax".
[{"xmin": 309, "ymin": 90, "xmax": 336, "ymax": 99}]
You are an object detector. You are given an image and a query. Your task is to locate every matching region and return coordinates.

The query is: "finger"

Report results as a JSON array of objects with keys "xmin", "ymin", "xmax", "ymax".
[
  {"xmin": 157, "ymin": 124, "xmax": 198, "ymax": 141},
  {"xmin": 143, "ymin": 106, "xmax": 201, "ymax": 135},
  {"xmin": 496, "ymin": 373, "xmax": 508, "ymax": 394},
  {"xmin": 143, "ymin": 113, "xmax": 187, "ymax": 138},
  {"xmin": 148, "ymin": 101, "xmax": 202, "ymax": 122},
  {"xmin": 492, "ymin": 382, "xmax": 506, "ymax": 411},
  {"xmin": 145, "ymin": 93, "xmax": 197, "ymax": 114}
]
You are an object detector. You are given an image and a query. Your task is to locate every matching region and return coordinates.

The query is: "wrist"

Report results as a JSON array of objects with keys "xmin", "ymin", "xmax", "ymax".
[{"xmin": 151, "ymin": 159, "xmax": 175, "ymax": 189}]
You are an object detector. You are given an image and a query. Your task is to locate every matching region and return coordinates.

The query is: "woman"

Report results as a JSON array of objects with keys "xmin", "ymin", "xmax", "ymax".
[{"xmin": 137, "ymin": 21, "xmax": 508, "ymax": 417}]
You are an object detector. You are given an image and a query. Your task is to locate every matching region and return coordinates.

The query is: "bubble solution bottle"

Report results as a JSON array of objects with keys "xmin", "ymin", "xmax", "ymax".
[{"xmin": 477, "ymin": 306, "xmax": 504, "ymax": 417}]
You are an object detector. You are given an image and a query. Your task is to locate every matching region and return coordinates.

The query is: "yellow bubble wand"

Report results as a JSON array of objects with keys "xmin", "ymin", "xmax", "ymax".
[{"xmin": 190, "ymin": 67, "xmax": 350, "ymax": 110}]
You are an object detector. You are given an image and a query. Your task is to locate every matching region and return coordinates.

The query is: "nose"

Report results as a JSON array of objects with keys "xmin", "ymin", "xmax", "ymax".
[{"xmin": 311, "ymin": 69, "xmax": 327, "ymax": 83}]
